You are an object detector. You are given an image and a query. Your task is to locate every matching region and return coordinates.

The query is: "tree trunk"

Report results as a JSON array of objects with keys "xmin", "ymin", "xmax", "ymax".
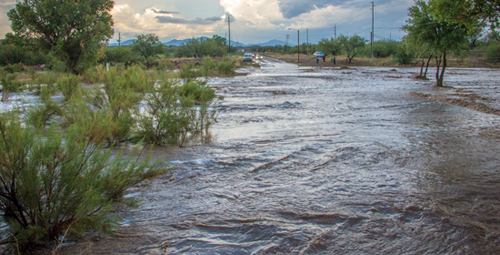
[
  {"xmin": 424, "ymin": 54, "xmax": 432, "ymax": 78},
  {"xmin": 419, "ymin": 59, "xmax": 424, "ymax": 77},
  {"xmin": 435, "ymin": 55, "xmax": 442, "ymax": 86},
  {"xmin": 438, "ymin": 51, "xmax": 447, "ymax": 87}
]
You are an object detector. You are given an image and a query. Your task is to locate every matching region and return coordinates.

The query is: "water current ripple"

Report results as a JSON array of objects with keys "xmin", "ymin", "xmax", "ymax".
[{"xmin": 56, "ymin": 58, "xmax": 500, "ymax": 254}]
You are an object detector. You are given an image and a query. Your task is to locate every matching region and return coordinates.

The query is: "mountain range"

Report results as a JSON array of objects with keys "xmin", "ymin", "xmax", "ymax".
[{"xmin": 108, "ymin": 37, "xmax": 291, "ymax": 47}]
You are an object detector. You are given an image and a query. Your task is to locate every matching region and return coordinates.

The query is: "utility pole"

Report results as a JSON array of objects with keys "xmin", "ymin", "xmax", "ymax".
[
  {"xmin": 118, "ymin": 32, "xmax": 121, "ymax": 47},
  {"xmin": 334, "ymin": 25, "xmax": 337, "ymax": 40},
  {"xmin": 286, "ymin": 34, "xmax": 289, "ymax": 53},
  {"xmin": 227, "ymin": 13, "xmax": 231, "ymax": 54},
  {"xmin": 297, "ymin": 30, "xmax": 300, "ymax": 63},
  {"xmin": 306, "ymin": 28, "xmax": 309, "ymax": 56},
  {"xmin": 288, "ymin": 28, "xmax": 299, "ymax": 62},
  {"xmin": 371, "ymin": 1, "xmax": 374, "ymax": 59}
]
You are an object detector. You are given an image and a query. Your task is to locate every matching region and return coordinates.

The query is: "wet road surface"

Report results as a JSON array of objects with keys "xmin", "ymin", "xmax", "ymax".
[{"xmin": 65, "ymin": 58, "xmax": 500, "ymax": 254}]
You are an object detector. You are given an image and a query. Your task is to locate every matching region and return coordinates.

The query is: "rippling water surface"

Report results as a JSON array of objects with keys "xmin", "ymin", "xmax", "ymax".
[{"xmin": 66, "ymin": 59, "xmax": 500, "ymax": 254}]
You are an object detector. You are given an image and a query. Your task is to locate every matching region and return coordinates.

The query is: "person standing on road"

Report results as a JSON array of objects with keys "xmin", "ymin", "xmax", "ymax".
[{"xmin": 322, "ymin": 54, "xmax": 326, "ymax": 63}]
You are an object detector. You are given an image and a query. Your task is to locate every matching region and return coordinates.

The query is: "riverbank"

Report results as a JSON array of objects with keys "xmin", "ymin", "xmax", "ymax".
[{"xmin": 270, "ymin": 53, "xmax": 499, "ymax": 69}]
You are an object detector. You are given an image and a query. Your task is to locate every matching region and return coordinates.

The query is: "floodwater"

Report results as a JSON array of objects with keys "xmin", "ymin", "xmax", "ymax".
[{"xmin": 59, "ymin": 58, "xmax": 500, "ymax": 254}]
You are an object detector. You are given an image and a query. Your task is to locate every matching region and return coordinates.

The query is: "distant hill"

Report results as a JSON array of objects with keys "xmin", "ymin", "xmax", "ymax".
[
  {"xmin": 108, "ymin": 37, "xmax": 288, "ymax": 47},
  {"xmin": 163, "ymin": 37, "xmax": 210, "ymax": 46},
  {"xmin": 108, "ymin": 39, "xmax": 135, "ymax": 47},
  {"xmin": 247, "ymin": 40, "xmax": 288, "ymax": 47}
]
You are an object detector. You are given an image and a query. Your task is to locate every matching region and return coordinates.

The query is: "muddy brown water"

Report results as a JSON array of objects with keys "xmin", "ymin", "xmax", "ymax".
[{"xmin": 58, "ymin": 58, "xmax": 500, "ymax": 254}]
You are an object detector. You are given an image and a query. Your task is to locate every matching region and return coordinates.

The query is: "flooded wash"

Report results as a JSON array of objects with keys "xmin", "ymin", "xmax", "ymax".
[{"xmin": 72, "ymin": 59, "xmax": 500, "ymax": 254}]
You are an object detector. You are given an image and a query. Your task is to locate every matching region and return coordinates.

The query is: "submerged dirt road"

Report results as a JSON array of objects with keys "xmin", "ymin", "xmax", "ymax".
[{"xmin": 63, "ymin": 58, "xmax": 500, "ymax": 254}]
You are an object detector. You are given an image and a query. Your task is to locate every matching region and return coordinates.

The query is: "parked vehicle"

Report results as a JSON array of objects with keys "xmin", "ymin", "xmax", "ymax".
[
  {"xmin": 313, "ymin": 52, "xmax": 325, "ymax": 58},
  {"xmin": 243, "ymin": 53, "xmax": 253, "ymax": 62}
]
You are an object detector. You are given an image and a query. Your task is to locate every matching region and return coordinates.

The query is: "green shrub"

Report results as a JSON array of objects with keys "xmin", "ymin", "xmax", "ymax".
[
  {"xmin": 395, "ymin": 46, "xmax": 415, "ymax": 65},
  {"xmin": 57, "ymin": 74, "xmax": 81, "ymax": 102},
  {"xmin": 0, "ymin": 112, "xmax": 165, "ymax": 250},
  {"xmin": 87, "ymin": 65, "xmax": 154, "ymax": 144},
  {"xmin": 216, "ymin": 59, "xmax": 236, "ymax": 77},
  {"xmin": 0, "ymin": 73, "xmax": 22, "ymax": 93},
  {"xmin": 2, "ymin": 63, "xmax": 25, "ymax": 73},
  {"xmin": 27, "ymin": 86, "xmax": 63, "ymax": 128},
  {"xmin": 32, "ymin": 72, "xmax": 59, "ymax": 95},
  {"xmin": 200, "ymin": 57, "xmax": 217, "ymax": 77},
  {"xmin": 135, "ymin": 77, "xmax": 217, "ymax": 146},
  {"xmin": 134, "ymin": 76, "xmax": 186, "ymax": 145},
  {"xmin": 179, "ymin": 62, "xmax": 199, "ymax": 81},
  {"xmin": 486, "ymin": 43, "xmax": 500, "ymax": 64}
]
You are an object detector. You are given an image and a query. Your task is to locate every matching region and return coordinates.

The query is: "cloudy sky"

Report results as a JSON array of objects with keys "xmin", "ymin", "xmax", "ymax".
[{"xmin": 1, "ymin": 0, "xmax": 414, "ymax": 44}]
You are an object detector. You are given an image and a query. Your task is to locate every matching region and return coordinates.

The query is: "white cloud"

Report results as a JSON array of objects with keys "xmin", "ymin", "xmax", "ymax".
[
  {"xmin": 110, "ymin": 4, "xmax": 226, "ymax": 41},
  {"xmin": 0, "ymin": 2, "xmax": 16, "ymax": 37}
]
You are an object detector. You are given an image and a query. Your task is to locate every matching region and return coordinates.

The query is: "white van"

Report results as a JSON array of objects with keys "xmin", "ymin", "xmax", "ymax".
[{"xmin": 243, "ymin": 53, "xmax": 253, "ymax": 62}]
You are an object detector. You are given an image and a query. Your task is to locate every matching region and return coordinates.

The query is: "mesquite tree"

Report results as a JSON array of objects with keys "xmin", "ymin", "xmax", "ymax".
[{"xmin": 8, "ymin": 0, "xmax": 114, "ymax": 74}]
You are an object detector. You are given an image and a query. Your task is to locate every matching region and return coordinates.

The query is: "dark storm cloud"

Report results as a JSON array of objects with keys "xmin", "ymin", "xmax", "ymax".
[
  {"xmin": 152, "ymin": 9, "xmax": 180, "ymax": 14},
  {"xmin": 277, "ymin": 0, "xmax": 394, "ymax": 19},
  {"xmin": 155, "ymin": 16, "xmax": 223, "ymax": 25}
]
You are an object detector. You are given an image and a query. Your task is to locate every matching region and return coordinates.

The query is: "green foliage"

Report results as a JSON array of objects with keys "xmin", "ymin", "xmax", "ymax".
[
  {"xmin": 2, "ymin": 63, "xmax": 25, "ymax": 73},
  {"xmin": 56, "ymin": 74, "xmax": 81, "ymax": 102},
  {"xmin": 428, "ymin": 0, "xmax": 500, "ymax": 30},
  {"xmin": 87, "ymin": 65, "xmax": 153, "ymax": 144},
  {"xmin": 338, "ymin": 35, "xmax": 367, "ymax": 63},
  {"xmin": 101, "ymin": 46, "xmax": 133, "ymax": 65},
  {"xmin": 486, "ymin": 42, "xmax": 500, "ymax": 63},
  {"xmin": 135, "ymin": 77, "xmax": 217, "ymax": 146},
  {"xmin": 216, "ymin": 58, "xmax": 236, "ymax": 76},
  {"xmin": 395, "ymin": 43, "xmax": 415, "ymax": 65},
  {"xmin": 27, "ymin": 86, "xmax": 62, "ymax": 128},
  {"xmin": 174, "ymin": 35, "xmax": 227, "ymax": 58},
  {"xmin": 8, "ymin": 0, "xmax": 114, "ymax": 74},
  {"xmin": 132, "ymin": 34, "xmax": 164, "ymax": 60},
  {"xmin": 403, "ymin": 0, "xmax": 470, "ymax": 86},
  {"xmin": 0, "ymin": 111, "xmax": 164, "ymax": 250},
  {"xmin": 0, "ymin": 73, "xmax": 22, "ymax": 93},
  {"xmin": 369, "ymin": 40, "xmax": 399, "ymax": 58},
  {"xmin": 179, "ymin": 62, "xmax": 199, "ymax": 82},
  {"xmin": 318, "ymin": 37, "xmax": 342, "ymax": 56},
  {"xmin": 134, "ymin": 76, "xmax": 185, "ymax": 145},
  {"xmin": 199, "ymin": 57, "xmax": 236, "ymax": 77}
]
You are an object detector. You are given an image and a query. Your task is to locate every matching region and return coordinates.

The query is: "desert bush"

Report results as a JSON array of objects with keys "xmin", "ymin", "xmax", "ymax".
[
  {"xmin": 200, "ymin": 57, "xmax": 217, "ymax": 77},
  {"xmin": 134, "ymin": 76, "xmax": 186, "ymax": 145},
  {"xmin": 0, "ymin": 73, "xmax": 22, "ymax": 93},
  {"xmin": 32, "ymin": 72, "xmax": 59, "ymax": 96},
  {"xmin": 87, "ymin": 65, "xmax": 154, "ymax": 144},
  {"xmin": 177, "ymin": 80, "xmax": 217, "ymax": 145},
  {"xmin": 2, "ymin": 63, "xmax": 25, "ymax": 73},
  {"xmin": 0, "ymin": 112, "xmax": 165, "ymax": 250},
  {"xmin": 216, "ymin": 58, "xmax": 236, "ymax": 76},
  {"xmin": 174, "ymin": 35, "xmax": 227, "ymax": 58},
  {"xmin": 395, "ymin": 45, "xmax": 415, "ymax": 65},
  {"xmin": 135, "ymin": 77, "xmax": 217, "ymax": 146},
  {"xmin": 56, "ymin": 74, "xmax": 81, "ymax": 102},
  {"xmin": 179, "ymin": 62, "xmax": 199, "ymax": 82},
  {"xmin": 27, "ymin": 86, "xmax": 63, "ymax": 128},
  {"xmin": 486, "ymin": 43, "xmax": 500, "ymax": 64}
]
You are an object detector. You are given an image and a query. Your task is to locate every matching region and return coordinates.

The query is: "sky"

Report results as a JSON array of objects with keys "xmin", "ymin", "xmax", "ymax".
[{"xmin": 0, "ymin": 0, "xmax": 415, "ymax": 45}]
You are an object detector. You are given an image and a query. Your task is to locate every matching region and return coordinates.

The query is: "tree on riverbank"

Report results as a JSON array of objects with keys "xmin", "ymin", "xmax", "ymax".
[
  {"xmin": 318, "ymin": 37, "xmax": 342, "ymax": 57},
  {"xmin": 7, "ymin": 0, "xmax": 114, "ymax": 74},
  {"xmin": 428, "ymin": 0, "xmax": 500, "ymax": 30},
  {"xmin": 403, "ymin": 0, "xmax": 469, "ymax": 86},
  {"xmin": 338, "ymin": 35, "xmax": 367, "ymax": 63},
  {"xmin": 132, "ymin": 34, "xmax": 164, "ymax": 60}
]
